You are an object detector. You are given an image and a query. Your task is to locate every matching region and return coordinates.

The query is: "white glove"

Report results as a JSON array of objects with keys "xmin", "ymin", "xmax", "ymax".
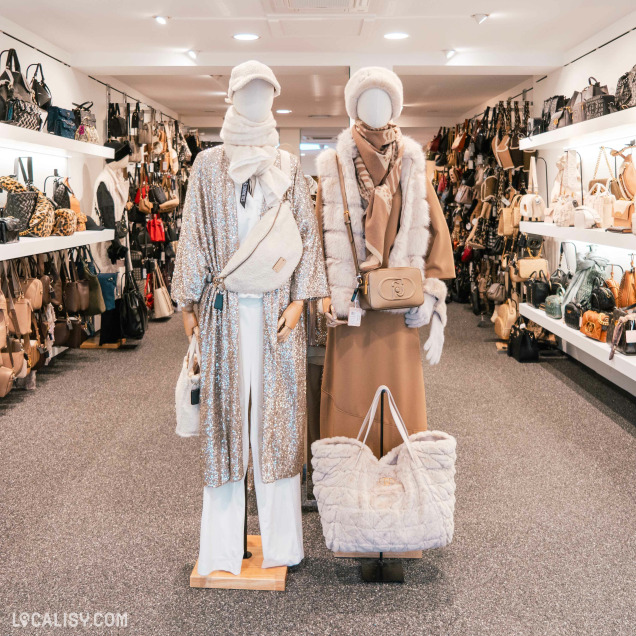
[
  {"xmin": 423, "ymin": 313, "xmax": 445, "ymax": 365},
  {"xmin": 405, "ymin": 293, "xmax": 436, "ymax": 328}
]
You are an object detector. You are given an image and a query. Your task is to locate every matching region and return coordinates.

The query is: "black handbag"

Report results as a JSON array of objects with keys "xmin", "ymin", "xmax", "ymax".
[
  {"xmin": 47, "ymin": 106, "xmax": 77, "ymax": 138},
  {"xmin": 507, "ymin": 321, "xmax": 539, "ymax": 362},
  {"xmin": 0, "ymin": 49, "xmax": 33, "ymax": 120},
  {"xmin": 526, "ymin": 270, "xmax": 553, "ymax": 308},
  {"xmin": 564, "ymin": 302, "xmax": 583, "ymax": 329},
  {"xmin": 5, "ymin": 98, "xmax": 42, "ymax": 130},
  {"xmin": 590, "ymin": 285, "xmax": 616, "ymax": 312},
  {"xmin": 615, "ymin": 65, "xmax": 636, "ymax": 111},
  {"xmin": 583, "ymin": 94, "xmax": 615, "ymax": 120},
  {"xmin": 26, "ymin": 63, "xmax": 52, "ymax": 110},
  {"xmin": 108, "ymin": 103, "xmax": 127, "ymax": 138},
  {"xmin": 0, "ymin": 216, "xmax": 20, "ymax": 243},
  {"xmin": 53, "ymin": 179, "xmax": 71, "ymax": 208},
  {"xmin": 72, "ymin": 101, "xmax": 95, "ymax": 128},
  {"xmin": 149, "ymin": 182, "xmax": 167, "ymax": 205},
  {"xmin": 3, "ymin": 191, "xmax": 38, "ymax": 232},
  {"xmin": 120, "ymin": 261, "xmax": 148, "ymax": 340}
]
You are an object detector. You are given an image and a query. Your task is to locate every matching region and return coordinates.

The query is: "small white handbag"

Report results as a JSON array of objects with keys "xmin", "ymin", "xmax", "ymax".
[
  {"xmin": 175, "ymin": 334, "xmax": 200, "ymax": 437},
  {"xmin": 311, "ymin": 385, "xmax": 456, "ymax": 554},
  {"xmin": 152, "ymin": 268, "xmax": 174, "ymax": 319},
  {"xmin": 520, "ymin": 156, "xmax": 546, "ymax": 221}
]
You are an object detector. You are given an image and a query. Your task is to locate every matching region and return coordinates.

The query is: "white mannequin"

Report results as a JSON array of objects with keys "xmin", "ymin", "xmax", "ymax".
[
  {"xmin": 356, "ymin": 88, "xmax": 393, "ymax": 128},
  {"xmin": 326, "ymin": 87, "xmax": 444, "ymax": 365},
  {"xmin": 232, "ymin": 78, "xmax": 274, "ymax": 122},
  {"xmin": 183, "ymin": 79, "xmax": 303, "ymax": 342}
]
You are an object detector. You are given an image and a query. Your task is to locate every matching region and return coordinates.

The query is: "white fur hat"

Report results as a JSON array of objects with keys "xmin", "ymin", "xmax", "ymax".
[
  {"xmin": 226, "ymin": 60, "xmax": 281, "ymax": 103},
  {"xmin": 344, "ymin": 66, "xmax": 403, "ymax": 121}
]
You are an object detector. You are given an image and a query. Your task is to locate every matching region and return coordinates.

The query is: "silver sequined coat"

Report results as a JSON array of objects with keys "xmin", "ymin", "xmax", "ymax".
[{"xmin": 172, "ymin": 147, "xmax": 329, "ymax": 487}]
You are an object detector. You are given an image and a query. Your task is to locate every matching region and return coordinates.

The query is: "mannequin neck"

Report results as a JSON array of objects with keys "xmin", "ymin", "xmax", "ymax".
[
  {"xmin": 357, "ymin": 88, "xmax": 393, "ymax": 129},
  {"xmin": 107, "ymin": 155, "xmax": 129, "ymax": 176}
]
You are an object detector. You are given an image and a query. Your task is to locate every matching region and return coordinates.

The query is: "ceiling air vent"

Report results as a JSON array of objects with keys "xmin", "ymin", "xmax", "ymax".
[{"xmin": 265, "ymin": 0, "xmax": 370, "ymax": 14}]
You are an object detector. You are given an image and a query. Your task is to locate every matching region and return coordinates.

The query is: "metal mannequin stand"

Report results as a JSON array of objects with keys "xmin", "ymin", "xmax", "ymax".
[
  {"xmin": 360, "ymin": 389, "xmax": 405, "ymax": 583},
  {"xmin": 243, "ymin": 479, "xmax": 252, "ymax": 560}
]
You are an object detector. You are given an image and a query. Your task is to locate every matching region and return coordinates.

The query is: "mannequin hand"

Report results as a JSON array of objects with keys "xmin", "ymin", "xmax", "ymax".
[
  {"xmin": 405, "ymin": 294, "xmax": 436, "ymax": 328},
  {"xmin": 325, "ymin": 304, "xmax": 348, "ymax": 328},
  {"xmin": 183, "ymin": 307, "xmax": 199, "ymax": 342},
  {"xmin": 278, "ymin": 300, "xmax": 304, "ymax": 343},
  {"xmin": 423, "ymin": 313, "xmax": 444, "ymax": 365}
]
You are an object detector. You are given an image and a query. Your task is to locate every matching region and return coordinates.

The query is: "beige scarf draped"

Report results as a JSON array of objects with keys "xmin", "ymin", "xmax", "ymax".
[{"xmin": 352, "ymin": 120, "xmax": 404, "ymax": 271}]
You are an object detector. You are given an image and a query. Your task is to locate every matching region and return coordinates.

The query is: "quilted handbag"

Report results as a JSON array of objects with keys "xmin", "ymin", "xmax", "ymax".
[
  {"xmin": 311, "ymin": 385, "xmax": 456, "ymax": 554},
  {"xmin": 175, "ymin": 334, "xmax": 201, "ymax": 438},
  {"xmin": 545, "ymin": 287, "xmax": 565, "ymax": 319},
  {"xmin": 3, "ymin": 191, "xmax": 38, "ymax": 232}
]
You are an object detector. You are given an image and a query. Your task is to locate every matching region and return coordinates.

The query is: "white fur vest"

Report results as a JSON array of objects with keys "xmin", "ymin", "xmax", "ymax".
[{"xmin": 317, "ymin": 128, "xmax": 446, "ymax": 319}]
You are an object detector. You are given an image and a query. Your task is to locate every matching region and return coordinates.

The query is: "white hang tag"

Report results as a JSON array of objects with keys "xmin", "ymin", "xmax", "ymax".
[
  {"xmin": 501, "ymin": 197, "xmax": 511, "ymax": 207},
  {"xmin": 142, "ymin": 268, "xmax": 147, "ymax": 278},
  {"xmin": 161, "ymin": 251, "xmax": 166, "ymax": 262},
  {"xmin": 626, "ymin": 330, "xmax": 636, "ymax": 344},
  {"xmin": 520, "ymin": 322, "xmax": 527, "ymax": 330},
  {"xmin": 468, "ymin": 159, "xmax": 474, "ymax": 169},
  {"xmin": 149, "ymin": 162, "xmax": 154, "ymax": 172},
  {"xmin": 348, "ymin": 305, "xmax": 362, "ymax": 327},
  {"xmin": 176, "ymin": 218, "xmax": 182, "ymax": 228}
]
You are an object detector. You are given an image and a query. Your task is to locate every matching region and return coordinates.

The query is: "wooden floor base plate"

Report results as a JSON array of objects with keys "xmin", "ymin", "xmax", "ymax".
[
  {"xmin": 80, "ymin": 337, "xmax": 126, "ymax": 350},
  {"xmin": 190, "ymin": 536, "xmax": 287, "ymax": 591},
  {"xmin": 334, "ymin": 550, "xmax": 422, "ymax": 559}
]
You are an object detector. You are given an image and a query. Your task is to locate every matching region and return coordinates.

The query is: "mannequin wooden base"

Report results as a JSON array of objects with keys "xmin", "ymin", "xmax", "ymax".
[
  {"xmin": 334, "ymin": 550, "xmax": 422, "ymax": 559},
  {"xmin": 80, "ymin": 337, "xmax": 125, "ymax": 349},
  {"xmin": 190, "ymin": 536, "xmax": 287, "ymax": 591}
]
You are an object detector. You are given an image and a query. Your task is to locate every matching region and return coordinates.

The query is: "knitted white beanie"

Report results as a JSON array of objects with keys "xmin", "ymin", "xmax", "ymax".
[
  {"xmin": 226, "ymin": 60, "xmax": 281, "ymax": 103},
  {"xmin": 344, "ymin": 66, "xmax": 403, "ymax": 121}
]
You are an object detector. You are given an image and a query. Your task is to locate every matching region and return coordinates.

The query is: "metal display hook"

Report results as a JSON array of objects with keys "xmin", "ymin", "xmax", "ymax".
[{"xmin": 535, "ymin": 156, "xmax": 549, "ymax": 202}]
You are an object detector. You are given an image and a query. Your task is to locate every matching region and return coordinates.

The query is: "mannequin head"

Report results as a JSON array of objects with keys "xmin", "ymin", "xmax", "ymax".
[
  {"xmin": 344, "ymin": 66, "xmax": 403, "ymax": 124},
  {"xmin": 232, "ymin": 78, "xmax": 275, "ymax": 123},
  {"xmin": 357, "ymin": 88, "xmax": 393, "ymax": 128}
]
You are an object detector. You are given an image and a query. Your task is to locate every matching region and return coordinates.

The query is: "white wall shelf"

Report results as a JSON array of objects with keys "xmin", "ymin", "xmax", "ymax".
[
  {"xmin": 519, "ymin": 108, "xmax": 636, "ymax": 151},
  {"xmin": 0, "ymin": 230, "xmax": 114, "ymax": 261},
  {"xmin": 520, "ymin": 303, "xmax": 636, "ymax": 397},
  {"xmin": 0, "ymin": 123, "xmax": 114, "ymax": 159},
  {"xmin": 519, "ymin": 221, "xmax": 636, "ymax": 251}
]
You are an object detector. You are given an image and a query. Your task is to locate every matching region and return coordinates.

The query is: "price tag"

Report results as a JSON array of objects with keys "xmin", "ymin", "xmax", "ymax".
[
  {"xmin": 177, "ymin": 218, "xmax": 182, "ymax": 228},
  {"xmin": 626, "ymin": 330, "xmax": 636, "ymax": 344},
  {"xmin": 149, "ymin": 162, "xmax": 154, "ymax": 172},
  {"xmin": 348, "ymin": 305, "xmax": 362, "ymax": 327},
  {"xmin": 142, "ymin": 268, "xmax": 147, "ymax": 278},
  {"xmin": 501, "ymin": 197, "xmax": 511, "ymax": 207},
  {"xmin": 160, "ymin": 250, "xmax": 166, "ymax": 262},
  {"xmin": 162, "ymin": 161, "xmax": 168, "ymax": 171}
]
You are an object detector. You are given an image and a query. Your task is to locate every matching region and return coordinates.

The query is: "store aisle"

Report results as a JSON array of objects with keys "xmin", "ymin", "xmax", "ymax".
[{"xmin": 2, "ymin": 305, "xmax": 635, "ymax": 636}]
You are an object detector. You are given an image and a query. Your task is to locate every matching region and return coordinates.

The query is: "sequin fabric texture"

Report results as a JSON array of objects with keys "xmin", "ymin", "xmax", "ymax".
[{"xmin": 171, "ymin": 147, "xmax": 328, "ymax": 487}]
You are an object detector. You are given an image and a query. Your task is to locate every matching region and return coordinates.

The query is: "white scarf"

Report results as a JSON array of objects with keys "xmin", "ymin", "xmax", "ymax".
[{"xmin": 220, "ymin": 106, "xmax": 291, "ymax": 207}]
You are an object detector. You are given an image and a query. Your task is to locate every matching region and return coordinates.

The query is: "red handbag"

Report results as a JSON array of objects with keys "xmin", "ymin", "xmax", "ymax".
[
  {"xmin": 144, "ymin": 273, "xmax": 154, "ymax": 310},
  {"xmin": 147, "ymin": 215, "xmax": 165, "ymax": 242}
]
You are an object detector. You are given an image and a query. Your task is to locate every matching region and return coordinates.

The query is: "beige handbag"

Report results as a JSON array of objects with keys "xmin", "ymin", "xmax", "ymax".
[
  {"xmin": 152, "ymin": 268, "xmax": 174, "ymax": 319},
  {"xmin": 3, "ymin": 262, "xmax": 32, "ymax": 336},
  {"xmin": 336, "ymin": 157, "xmax": 423, "ymax": 311},
  {"xmin": 19, "ymin": 259, "xmax": 43, "ymax": 311},
  {"xmin": 0, "ymin": 365, "xmax": 13, "ymax": 397},
  {"xmin": 510, "ymin": 245, "xmax": 550, "ymax": 283},
  {"xmin": 519, "ymin": 157, "xmax": 546, "ymax": 222},
  {"xmin": 585, "ymin": 182, "xmax": 615, "ymax": 228},
  {"xmin": 494, "ymin": 298, "xmax": 518, "ymax": 340},
  {"xmin": 612, "ymin": 199, "xmax": 634, "ymax": 229}
]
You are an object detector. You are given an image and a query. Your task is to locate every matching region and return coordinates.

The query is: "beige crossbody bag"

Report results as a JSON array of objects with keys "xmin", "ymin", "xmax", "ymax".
[{"xmin": 336, "ymin": 156, "xmax": 423, "ymax": 311}]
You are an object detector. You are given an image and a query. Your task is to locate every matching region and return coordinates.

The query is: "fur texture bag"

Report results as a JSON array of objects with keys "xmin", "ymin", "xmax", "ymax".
[
  {"xmin": 311, "ymin": 385, "xmax": 456, "ymax": 554},
  {"xmin": 175, "ymin": 334, "xmax": 200, "ymax": 437}
]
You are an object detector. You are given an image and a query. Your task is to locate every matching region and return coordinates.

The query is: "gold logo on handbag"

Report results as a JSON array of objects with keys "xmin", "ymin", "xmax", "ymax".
[
  {"xmin": 585, "ymin": 321, "xmax": 595, "ymax": 334},
  {"xmin": 335, "ymin": 157, "xmax": 424, "ymax": 311},
  {"xmin": 378, "ymin": 476, "xmax": 397, "ymax": 487}
]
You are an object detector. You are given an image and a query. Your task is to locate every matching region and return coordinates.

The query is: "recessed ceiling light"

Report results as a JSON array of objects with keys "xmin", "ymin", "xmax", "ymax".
[
  {"xmin": 471, "ymin": 13, "xmax": 489, "ymax": 25},
  {"xmin": 301, "ymin": 153, "xmax": 306, "ymax": 156},
  {"xmin": 384, "ymin": 32, "xmax": 409, "ymax": 40},
  {"xmin": 276, "ymin": 109, "xmax": 292, "ymax": 114},
  {"xmin": 154, "ymin": 16, "xmax": 168, "ymax": 25},
  {"xmin": 187, "ymin": 50, "xmax": 197, "ymax": 60},
  {"xmin": 444, "ymin": 49, "xmax": 456, "ymax": 60},
  {"xmin": 233, "ymin": 33, "xmax": 260, "ymax": 41}
]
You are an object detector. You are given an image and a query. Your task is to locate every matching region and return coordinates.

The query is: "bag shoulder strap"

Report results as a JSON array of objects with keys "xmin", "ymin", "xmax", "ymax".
[{"xmin": 335, "ymin": 155, "xmax": 362, "ymax": 287}]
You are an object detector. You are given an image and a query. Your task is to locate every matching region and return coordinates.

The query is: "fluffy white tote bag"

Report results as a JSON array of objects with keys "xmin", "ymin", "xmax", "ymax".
[
  {"xmin": 175, "ymin": 335, "xmax": 200, "ymax": 437},
  {"xmin": 311, "ymin": 385, "xmax": 457, "ymax": 554}
]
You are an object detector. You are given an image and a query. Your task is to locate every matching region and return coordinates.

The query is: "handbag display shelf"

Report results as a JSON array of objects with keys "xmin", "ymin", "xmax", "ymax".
[{"xmin": 519, "ymin": 303, "xmax": 636, "ymax": 397}]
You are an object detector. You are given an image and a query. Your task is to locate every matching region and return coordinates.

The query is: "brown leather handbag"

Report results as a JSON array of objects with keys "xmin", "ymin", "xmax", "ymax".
[
  {"xmin": 335, "ymin": 157, "xmax": 424, "ymax": 311},
  {"xmin": 618, "ymin": 262, "xmax": 636, "ymax": 308},
  {"xmin": 0, "ymin": 365, "xmax": 13, "ymax": 397},
  {"xmin": 580, "ymin": 310, "xmax": 610, "ymax": 342},
  {"xmin": 18, "ymin": 258, "xmax": 43, "ymax": 310},
  {"xmin": 3, "ymin": 262, "xmax": 32, "ymax": 336},
  {"xmin": 62, "ymin": 252, "xmax": 89, "ymax": 313},
  {"xmin": 54, "ymin": 318, "xmax": 71, "ymax": 347}
]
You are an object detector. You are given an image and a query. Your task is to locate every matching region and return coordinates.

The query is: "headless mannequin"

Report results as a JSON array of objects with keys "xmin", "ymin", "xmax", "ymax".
[
  {"xmin": 182, "ymin": 79, "xmax": 303, "ymax": 341},
  {"xmin": 324, "ymin": 87, "xmax": 444, "ymax": 365}
]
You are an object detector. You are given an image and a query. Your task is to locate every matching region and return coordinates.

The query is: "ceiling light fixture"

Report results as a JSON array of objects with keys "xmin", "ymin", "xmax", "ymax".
[
  {"xmin": 187, "ymin": 50, "xmax": 197, "ymax": 60},
  {"xmin": 384, "ymin": 32, "xmax": 409, "ymax": 40},
  {"xmin": 154, "ymin": 16, "xmax": 168, "ymax": 25},
  {"xmin": 233, "ymin": 33, "xmax": 260, "ymax": 41},
  {"xmin": 444, "ymin": 49, "xmax": 456, "ymax": 60},
  {"xmin": 471, "ymin": 13, "xmax": 489, "ymax": 25},
  {"xmin": 276, "ymin": 109, "xmax": 292, "ymax": 114}
]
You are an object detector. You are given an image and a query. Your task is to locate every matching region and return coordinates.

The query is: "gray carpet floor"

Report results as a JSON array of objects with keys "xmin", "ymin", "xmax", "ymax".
[{"xmin": 1, "ymin": 303, "xmax": 635, "ymax": 636}]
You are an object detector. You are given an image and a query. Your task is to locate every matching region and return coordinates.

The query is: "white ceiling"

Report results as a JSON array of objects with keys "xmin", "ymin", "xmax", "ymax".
[{"xmin": 2, "ymin": 1, "xmax": 634, "ymax": 130}]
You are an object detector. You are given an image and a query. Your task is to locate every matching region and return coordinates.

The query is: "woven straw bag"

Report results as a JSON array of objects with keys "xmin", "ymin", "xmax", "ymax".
[{"xmin": 311, "ymin": 386, "xmax": 456, "ymax": 554}]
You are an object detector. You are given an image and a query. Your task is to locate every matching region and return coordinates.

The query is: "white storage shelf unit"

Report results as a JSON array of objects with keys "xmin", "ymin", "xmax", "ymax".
[
  {"xmin": 520, "ymin": 304, "xmax": 636, "ymax": 397},
  {"xmin": 0, "ymin": 230, "xmax": 115, "ymax": 261},
  {"xmin": 519, "ymin": 222, "xmax": 636, "ymax": 251},
  {"xmin": 0, "ymin": 122, "xmax": 114, "ymax": 159}
]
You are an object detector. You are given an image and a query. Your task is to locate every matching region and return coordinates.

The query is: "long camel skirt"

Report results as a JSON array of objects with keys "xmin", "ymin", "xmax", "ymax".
[{"xmin": 320, "ymin": 311, "xmax": 427, "ymax": 458}]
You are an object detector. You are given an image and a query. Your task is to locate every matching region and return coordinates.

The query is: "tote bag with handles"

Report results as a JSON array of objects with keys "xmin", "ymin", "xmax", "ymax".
[
  {"xmin": 175, "ymin": 333, "xmax": 201, "ymax": 438},
  {"xmin": 311, "ymin": 385, "xmax": 456, "ymax": 554}
]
